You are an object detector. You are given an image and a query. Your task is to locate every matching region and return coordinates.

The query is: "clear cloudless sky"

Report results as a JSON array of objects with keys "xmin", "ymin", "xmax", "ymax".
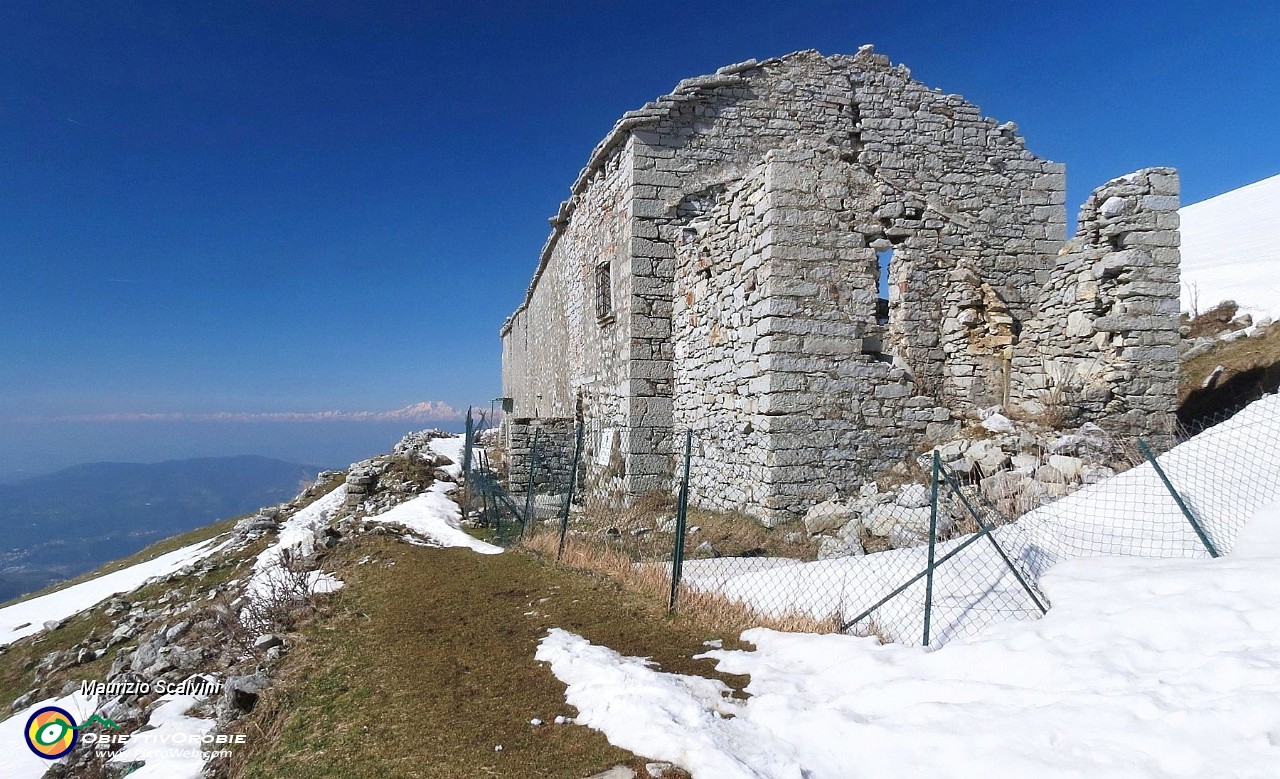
[{"xmin": 1, "ymin": 0, "xmax": 1277, "ymax": 476}]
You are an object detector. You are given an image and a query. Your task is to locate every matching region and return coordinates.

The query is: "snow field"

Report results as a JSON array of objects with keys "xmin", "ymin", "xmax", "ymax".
[
  {"xmin": 1180, "ymin": 171, "xmax": 1280, "ymax": 321},
  {"xmin": 539, "ymin": 499, "xmax": 1280, "ymax": 778}
]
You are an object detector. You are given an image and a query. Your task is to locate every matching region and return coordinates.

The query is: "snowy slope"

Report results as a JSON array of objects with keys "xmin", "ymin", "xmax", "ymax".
[
  {"xmin": 0, "ymin": 538, "xmax": 227, "ymax": 648},
  {"xmin": 0, "ymin": 690, "xmax": 99, "ymax": 779},
  {"xmin": 1180, "ymin": 172, "xmax": 1280, "ymax": 320},
  {"xmin": 539, "ymin": 499, "xmax": 1280, "ymax": 779}
]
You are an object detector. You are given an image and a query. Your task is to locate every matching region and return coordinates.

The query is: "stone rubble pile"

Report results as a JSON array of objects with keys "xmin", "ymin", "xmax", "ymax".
[
  {"xmin": 344, "ymin": 429, "xmax": 455, "ymax": 512},
  {"xmin": 801, "ymin": 411, "xmax": 1127, "ymax": 555},
  {"xmin": 1180, "ymin": 299, "xmax": 1274, "ymax": 362}
]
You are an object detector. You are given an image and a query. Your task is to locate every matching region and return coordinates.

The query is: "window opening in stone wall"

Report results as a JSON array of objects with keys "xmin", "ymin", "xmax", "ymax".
[
  {"xmin": 876, "ymin": 248, "xmax": 893, "ymax": 325},
  {"xmin": 595, "ymin": 261, "xmax": 612, "ymax": 323}
]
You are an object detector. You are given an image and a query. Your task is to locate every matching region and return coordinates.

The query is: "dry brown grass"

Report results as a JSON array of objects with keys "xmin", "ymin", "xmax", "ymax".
[
  {"xmin": 1180, "ymin": 322, "xmax": 1280, "ymax": 421},
  {"xmin": 1184, "ymin": 300, "xmax": 1242, "ymax": 339},
  {"xmin": 565, "ymin": 489, "xmax": 819, "ymax": 561},
  {"xmin": 521, "ymin": 529, "xmax": 838, "ymax": 636}
]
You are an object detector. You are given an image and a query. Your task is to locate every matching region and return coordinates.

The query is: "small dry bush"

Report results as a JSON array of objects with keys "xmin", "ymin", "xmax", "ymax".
[
  {"xmin": 1185, "ymin": 300, "xmax": 1241, "ymax": 339},
  {"xmin": 211, "ymin": 549, "xmax": 324, "ymax": 656}
]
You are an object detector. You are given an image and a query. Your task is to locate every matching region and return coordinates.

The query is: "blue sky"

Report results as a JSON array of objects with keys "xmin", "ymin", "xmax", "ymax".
[{"xmin": 1, "ymin": 1, "xmax": 1277, "ymax": 476}]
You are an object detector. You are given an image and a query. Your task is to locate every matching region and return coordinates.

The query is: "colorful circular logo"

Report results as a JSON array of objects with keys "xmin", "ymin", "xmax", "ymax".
[{"xmin": 25, "ymin": 706, "xmax": 78, "ymax": 759}]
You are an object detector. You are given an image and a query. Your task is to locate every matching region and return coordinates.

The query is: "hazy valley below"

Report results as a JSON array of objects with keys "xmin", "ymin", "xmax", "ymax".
[{"xmin": 0, "ymin": 455, "xmax": 322, "ymax": 603}]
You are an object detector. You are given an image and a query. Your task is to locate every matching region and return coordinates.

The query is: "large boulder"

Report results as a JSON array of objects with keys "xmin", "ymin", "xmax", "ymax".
[
  {"xmin": 864, "ymin": 504, "xmax": 931, "ymax": 537},
  {"xmin": 222, "ymin": 673, "xmax": 270, "ymax": 718},
  {"xmin": 1081, "ymin": 464, "xmax": 1116, "ymax": 484},
  {"xmin": 1010, "ymin": 453, "xmax": 1039, "ymax": 474},
  {"xmin": 966, "ymin": 439, "xmax": 1010, "ymax": 474},
  {"xmin": 895, "ymin": 484, "xmax": 930, "ymax": 509},
  {"xmin": 818, "ymin": 535, "xmax": 866, "ymax": 560},
  {"xmin": 1035, "ymin": 464, "xmax": 1067, "ymax": 484},
  {"xmin": 889, "ymin": 524, "xmax": 928, "ymax": 549},
  {"xmin": 1047, "ymin": 454, "xmax": 1085, "ymax": 481},
  {"xmin": 981, "ymin": 470, "xmax": 1032, "ymax": 501},
  {"xmin": 803, "ymin": 500, "xmax": 856, "ymax": 535}
]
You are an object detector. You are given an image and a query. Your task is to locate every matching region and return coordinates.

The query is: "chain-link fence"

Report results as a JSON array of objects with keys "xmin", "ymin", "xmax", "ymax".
[{"xmin": 464, "ymin": 396, "xmax": 1280, "ymax": 647}]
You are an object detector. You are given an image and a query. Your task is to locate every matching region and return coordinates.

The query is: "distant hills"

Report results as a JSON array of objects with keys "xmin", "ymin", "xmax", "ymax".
[{"xmin": 0, "ymin": 455, "xmax": 322, "ymax": 603}]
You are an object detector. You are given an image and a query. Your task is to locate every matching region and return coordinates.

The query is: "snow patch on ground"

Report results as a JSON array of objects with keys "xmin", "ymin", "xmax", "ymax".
[
  {"xmin": 429, "ymin": 435, "xmax": 466, "ymax": 480},
  {"xmin": 245, "ymin": 484, "xmax": 348, "ymax": 604},
  {"xmin": 361, "ymin": 434, "xmax": 501, "ymax": 554},
  {"xmin": 0, "ymin": 691, "xmax": 99, "ymax": 779},
  {"xmin": 540, "ymin": 499, "xmax": 1280, "ymax": 778},
  {"xmin": 680, "ymin": 395, "xmax": 1280, "ymax": 643},
  {"xmin": 105, "ymin": 688, "xmax": 217, "ymax": 779},
  {"xmin": 0, "ymin": 539, "xmax": 228, "ymax": 649},
  {"xmin": 364, "ymin": 483, "xmax": 501, "ymax": 555}
]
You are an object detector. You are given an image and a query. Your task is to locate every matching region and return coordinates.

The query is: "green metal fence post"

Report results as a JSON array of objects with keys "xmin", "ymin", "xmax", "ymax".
[
  {"xmin": 938, "ymin": 467, "xmax": 1049, "ymax": 615},
  {"xmin": 923, "ymin": 450, "xmax": 940, "ymax": 647},
  {"xmin": 1137, "ymin": 438, "xmax": 1220, "ymax": 558},
  {"xmin": 558, "ymin": 422, "xmax": 585, "ymax": 562},
  {"xmin": 668, "ymin": 430, "xmax": 693, "ymax": 614},
  {"xmin": 461, "ymin": 407, "xmax": 474, "ymax": 523},
  {"xmin": 523, "ymin": 427, "xmax": 540, "ymax": 538}
]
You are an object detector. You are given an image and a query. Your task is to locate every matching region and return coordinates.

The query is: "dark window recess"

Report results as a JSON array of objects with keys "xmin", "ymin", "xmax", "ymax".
[{"xmin": 595, "ymin": 262, "xmax": 613, "ymax": 321}]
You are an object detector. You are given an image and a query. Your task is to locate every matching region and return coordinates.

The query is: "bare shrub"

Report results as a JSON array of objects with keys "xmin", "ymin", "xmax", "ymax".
[
  {"xmin": 1034, "ymin": 359, "xmax": 1099, "ymax": 429},
  {"xmin": 239, "ymin": 548, "xmax": 323, "ymax": 637}
]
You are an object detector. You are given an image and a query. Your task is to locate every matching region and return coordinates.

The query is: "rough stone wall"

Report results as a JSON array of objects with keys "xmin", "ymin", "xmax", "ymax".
[
  {"xmin": 671, "ymin": 148, "xmax": 955, "ymax": 522},
  {"xmin": 844, "ymin": 51, "xmax": 1066, "ymax": 407},
  {"xmin": 1013, "ymin": 168, "xmax": 1181, "ymax": 439},
  {"xmin": 500, "ymin": 140, "xmax": 634, "ymax": 427},
  {"xmin": 669, "ymin": 159, "xmax": 773, "ymax": 511},
  {"xmin": 500, "ymin": 45, "xmax": 1176, "ymax": 522},
  {"xmin": 505, "ymin": 417, "xmax": 576, "ymax": 497}
]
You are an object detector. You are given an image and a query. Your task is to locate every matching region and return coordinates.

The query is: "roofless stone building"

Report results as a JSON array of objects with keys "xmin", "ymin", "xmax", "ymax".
[{"xmin": 500, "ymin": 46, "xmax": 1181, "ymax": 524}]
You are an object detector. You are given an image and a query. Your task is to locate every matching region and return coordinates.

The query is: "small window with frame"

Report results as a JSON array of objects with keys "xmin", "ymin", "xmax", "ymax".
[{"xmin": 595, "ymin": 260, "xmax": 613, "ymax": 323}]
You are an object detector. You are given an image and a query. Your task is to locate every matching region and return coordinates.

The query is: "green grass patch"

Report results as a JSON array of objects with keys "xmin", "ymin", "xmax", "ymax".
[{"xmin": 222, "ymin": 536, "xmax": 743, "ymax": 778}]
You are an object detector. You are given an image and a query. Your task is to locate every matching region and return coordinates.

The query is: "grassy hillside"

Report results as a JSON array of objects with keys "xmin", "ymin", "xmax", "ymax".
[
  {"xmin": 1180, "ymin": 325, "xmax": 1280, "ymax": 427},
  {"xmin": 217, "ymin": 536, "xmax": 737, "ymax": 779}
]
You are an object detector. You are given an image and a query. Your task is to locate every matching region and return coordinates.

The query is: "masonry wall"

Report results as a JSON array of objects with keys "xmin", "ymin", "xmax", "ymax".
[
  {"xmin": 500, "ymin": 140, "xmax": 635, "ymax": 430},
  {"xmin": 672, "ymin": 148, "xmax": 955, "ymax": 522},
  {"xmin": 505, "ymin": 417, "xmax": 576, "ymax": 497},
  {"xmin": 1013, "ymin": 168, "xmax": 1181, "ymax": 439},
  {"xmin": 501, "ymin": 46, "xmax": 1173, "ymax": 522}
]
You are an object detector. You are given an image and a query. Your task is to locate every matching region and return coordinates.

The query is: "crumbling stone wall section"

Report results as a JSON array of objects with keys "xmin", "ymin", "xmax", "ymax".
[
  {"xmin": 846, "ymin": 51, "xmax": 1066, "ymax": 407},
  {"xmin": 671, "ymin": 148, "xmax": 953, "ymax": 522},
  {"xmin": 505, "ymin": 417, "xmax": 576, "ymax": 497},
  {"xmin": 500, "ymin": 46, "xmax": 1177, "ymax": 523},
  {"xmin": 1012, "ymin": 168, "xmax": 1180, "ymax": 438}
]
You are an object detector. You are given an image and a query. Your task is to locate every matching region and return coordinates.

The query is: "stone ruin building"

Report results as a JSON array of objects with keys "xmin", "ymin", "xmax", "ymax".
[{"xmin": 500, "ymin": 46, "xmax": 1181, "ymax": 524}]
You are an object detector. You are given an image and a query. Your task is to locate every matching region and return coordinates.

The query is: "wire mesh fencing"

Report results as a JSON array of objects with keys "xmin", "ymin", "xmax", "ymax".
[{"xmin": 465, "ymin": 395, "xmax": 1280, "ymax": 646}]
